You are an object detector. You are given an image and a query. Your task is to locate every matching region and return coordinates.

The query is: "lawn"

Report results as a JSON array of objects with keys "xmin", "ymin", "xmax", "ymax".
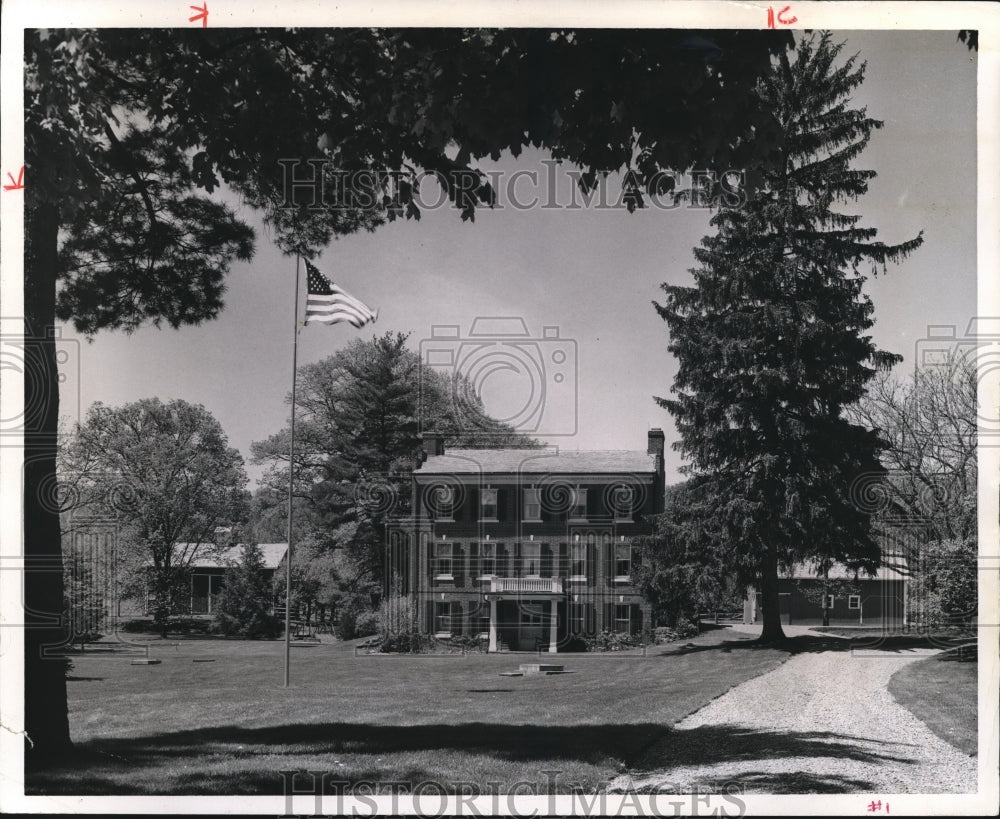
[
  {"xmin": 28, "ymin": 628, "xmax": 790, "ymax": 795},
  {"xmin": 888, "ymin": 646, "xmax": 978, "ymax": 756}
]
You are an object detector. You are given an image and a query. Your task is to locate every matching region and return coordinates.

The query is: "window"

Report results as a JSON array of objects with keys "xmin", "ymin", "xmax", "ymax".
[
  {"xmin": 570, "ymin": 540, "xmax": 587, "ymax": 579},
  {"xmin": 479, "ymin": 542, "xmax": 496, "ymax": 577},
  {"xmin": 825, "ymin": 594, "xmax": 835, "ymax": 609},
  {"xmin": 522, "ymin": 542, "xmax": 541, "ymax": 577},
  {"xmin": 434, "ymin": 601, "xmax": 453, "ymax": 636},
  {"xmin": 523, "ymin": 488, "xmax": 541, "ymax": 521},
  {"xmin": 612, "ymin": 485, "xmax": 633, "ymax": 521},
  {"xmin": 569, "ymin": 603, "xmax": 586, "ymax": 635},
  {"xmin": 570, "ymin": 487, "xmax": 588, "ymax": 520},
  {"xmin": 615, "ymin": 540, "xmax": 632, "ymax": 579},
  {"xmin": 434, "ymin": 541, "xmax": 453, "ymax": 579},
  {"xmin": 481, "ymin": 487, "xmax": 498, "ymax": 520},
  {"xmin": 434, "ymin": 485, "xmax": 455, "ymax": 521},
  {"xmin": 848, "ymin": 595, "xmax": 860, "ymax": 610},
  {"xmin": 614, "ymin": 604, "xmax": 631, "ymax": 635},
  {"xmin": 474, "ymin": 602, "xmax": 490, "ymax": 636}
]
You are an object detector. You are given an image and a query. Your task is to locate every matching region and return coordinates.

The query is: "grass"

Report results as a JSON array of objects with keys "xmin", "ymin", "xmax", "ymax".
[
  {"xmin": 887, "ymin": 646, "xmax": 978, "ymax": 756},
  {"xmin": 28, "ymin": 627, "xmax": 791, "ymax": 795}
]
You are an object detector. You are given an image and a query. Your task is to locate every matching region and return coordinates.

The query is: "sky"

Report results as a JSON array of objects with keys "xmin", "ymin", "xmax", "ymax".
[{"xmin": 56, "ymin": 29, "xmax": 978, "ymax": 488}]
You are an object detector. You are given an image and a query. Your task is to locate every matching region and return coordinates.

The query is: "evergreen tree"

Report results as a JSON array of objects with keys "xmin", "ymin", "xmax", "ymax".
[
  {"xmin": 654, "ymin": 33, "xmax": 923, "ymax": 642},
  {"xmin": 214, "ymin": 543, "xmax": 280, "ymax": 638},
  {"xmin": 251, "ymin": 332, "xmax": 538, "ymax": 617},
  {"xmin": 632, "ymin": 481, "xmax": 744, "ymax": 628}
]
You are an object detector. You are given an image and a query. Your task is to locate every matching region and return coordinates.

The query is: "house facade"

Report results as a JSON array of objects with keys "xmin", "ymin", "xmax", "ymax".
[
  {"xmin": 386, "ymin": 430, "xmax": 666, "ymax": 652},
  {"xmin": 742, "ymin": 560, "xmax": 908, "ymax": 628}
]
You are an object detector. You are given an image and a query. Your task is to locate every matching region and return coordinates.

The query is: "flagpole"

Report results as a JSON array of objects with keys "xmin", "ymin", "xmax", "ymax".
[{"xmin": 283, "ymin": 255, "xmax": 301, "ymax": 688}]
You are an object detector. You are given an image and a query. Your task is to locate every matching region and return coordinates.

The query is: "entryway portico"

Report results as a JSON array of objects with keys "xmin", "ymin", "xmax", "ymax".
[{"xmin": 483, "ymin": 577, "xmax": 562, "ymax": 653}]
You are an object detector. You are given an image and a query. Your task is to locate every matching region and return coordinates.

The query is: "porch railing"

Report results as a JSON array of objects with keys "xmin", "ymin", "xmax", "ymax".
[{"xmin": 488, "ymin": 577, "xmax": 562, "ymax": 594}]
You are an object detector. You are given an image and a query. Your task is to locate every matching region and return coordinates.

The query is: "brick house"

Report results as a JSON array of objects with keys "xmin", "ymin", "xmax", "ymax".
[{"xmin": 386, "ymin": 430, "xmax": 666, "ymax": 652}]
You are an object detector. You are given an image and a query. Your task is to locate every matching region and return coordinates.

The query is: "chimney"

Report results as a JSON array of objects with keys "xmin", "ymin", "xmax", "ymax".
[
  {"xmin": 422, "ymin": 432, "xmax": 445, "ymax": 458},
  {"xmin": 647, "ymin": 428, "xmax": 665, "ymax": 458},
  {"xmin": 648, "ymin": 428, "xmax": 666, "ymax": 513}
]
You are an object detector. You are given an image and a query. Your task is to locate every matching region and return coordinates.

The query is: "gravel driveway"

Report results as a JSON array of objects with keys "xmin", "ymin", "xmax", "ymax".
[{"xmin": 616, "ymin": 630, "xmax": 976, "ymax": 794}]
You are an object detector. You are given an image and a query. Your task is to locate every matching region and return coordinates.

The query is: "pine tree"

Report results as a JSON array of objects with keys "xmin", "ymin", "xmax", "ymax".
[
  {"xmin": 654, "ymin": 33, "xmax": 923, "ymax": 642},
  {"xmin": 214, "ymin": 543, "xmax": 279, "ymax": 637},
  {"xmin": 250, "ymin": 332, "xmax": 539, "ymax": 617}
]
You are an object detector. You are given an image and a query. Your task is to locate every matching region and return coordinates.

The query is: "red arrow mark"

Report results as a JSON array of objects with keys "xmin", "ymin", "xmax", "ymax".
[
  {"xmin": 3, "ymin": 166, "xmax": 24, "ymax": 191},
  {"xmin": 189, "ymin": 3, "xmax": 208, "ymax": 27}
]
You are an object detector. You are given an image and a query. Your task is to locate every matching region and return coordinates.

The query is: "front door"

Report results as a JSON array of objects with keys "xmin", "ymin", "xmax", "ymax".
[{"xmin": 517, "ymin": 602, "xmax": 545, "ymax": 650}]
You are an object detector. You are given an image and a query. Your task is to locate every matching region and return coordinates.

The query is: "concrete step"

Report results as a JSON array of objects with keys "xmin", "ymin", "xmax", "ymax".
[{"xmin": 519, "ymin": 663, "xmax": 564, "ymax": 674}]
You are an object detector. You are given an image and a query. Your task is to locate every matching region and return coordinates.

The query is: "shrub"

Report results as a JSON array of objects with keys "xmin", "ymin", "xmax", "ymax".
[
  {"xmin": 377, "ymin": 594, "xmax": 418, "ymax": 638},
  {"xmin": 370, "ymin": 593, "xmax": 424, "ymax": 652},
  {"xmin": 376, "ymin": 631, "xmax": 430, "ymax": 653},
  {"xmin": 119, "ymin": 617, "xmax": 215, "ymax": 636},
  {"xmin": 586, "ymin": 630, "xmax": 642, "ymax": 652},
  {"xmin": 214, "ymin": 611, "xmax": 283, "ymax": 638},
  {"xmin": 354, "ymin": 609, "xmax": 379, "ymax": 638},
  {"xmin": 445, "ymin": 634, "xmax": 487, "ymax": 653},
  {"xmin": 652, "ymin": 621, "xmax": 699, "ymax": 644}
]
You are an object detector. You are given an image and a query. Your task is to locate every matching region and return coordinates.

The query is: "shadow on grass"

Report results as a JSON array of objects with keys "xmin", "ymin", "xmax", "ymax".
[
  {"xmin": 28, "ymin": 720, "xmax": 914, "ymax": 795},
  {"xmin": 936, "ymin": 644, "xmax": 978, "ymax": 663},
  {"xmin": 653, "ymin": 633, "xmax": 970, "ymax": 657}
]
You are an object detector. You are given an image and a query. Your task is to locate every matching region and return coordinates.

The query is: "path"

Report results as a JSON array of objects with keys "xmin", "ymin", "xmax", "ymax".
[{"xmin": 615, "ymin": 627, "xmax": 976, "ymax": 794}]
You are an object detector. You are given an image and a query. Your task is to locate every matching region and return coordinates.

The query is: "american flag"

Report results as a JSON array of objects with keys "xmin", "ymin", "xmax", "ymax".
[{"xmin": 303, "ymin": 261, "xmax": 378, "ymax": 328}]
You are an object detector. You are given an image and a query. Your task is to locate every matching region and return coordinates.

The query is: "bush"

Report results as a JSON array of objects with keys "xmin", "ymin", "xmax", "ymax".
[
  {"xmin": 444, "ymin": 634, "xmax": 487, "ymax": 653},
  {"xmin": 354, "ymin": 609, "xmax": 379, "ymax": 638},
  {"xmin": 118, "ymin": 617, "xmax": 214, "ymax": 636},
  {"xmin": 214, "ymin": 611, "xmax": 283, "ymax": 638},
  {"xmin": 586, "ymin": 630, "xmax": 642, "ymax": 652},
  {"xmin": 378, "ymin": 594, "xmax": 417, "ymax": 637},
  {"xmin": 376, "ymin": 631, "xmax": 431, "ymax": 653},
  {"xmin": 652, "ymin": 621, "xmax": 699, "ymax": 644}
]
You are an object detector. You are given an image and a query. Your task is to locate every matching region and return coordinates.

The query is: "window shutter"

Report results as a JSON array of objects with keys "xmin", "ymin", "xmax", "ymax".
[{"xmin": 542, "ymin": 543, "xmax": 553, "ymax": 578}]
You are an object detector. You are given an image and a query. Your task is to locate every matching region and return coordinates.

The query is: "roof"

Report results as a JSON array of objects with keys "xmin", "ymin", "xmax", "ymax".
[
  {"xmin": 783, "ymin": 558, "xmax": 908, "ymax": 581},
  {"xmin": 415, "ymin": 448, "xmax": 658, "ymax": 475},
  {"xmin": 187, "ymin": 543, "xmax": 287, "ymax": 570}
]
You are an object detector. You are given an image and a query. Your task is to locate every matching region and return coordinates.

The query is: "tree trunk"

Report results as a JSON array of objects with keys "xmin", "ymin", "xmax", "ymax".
[
  {"xmin": 24, "ymin": 198, "xmax": 73, "ymax": 759},
  {"xmin": 758, "ymin": 545, "xmax": 786, "ymax": 643}
]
